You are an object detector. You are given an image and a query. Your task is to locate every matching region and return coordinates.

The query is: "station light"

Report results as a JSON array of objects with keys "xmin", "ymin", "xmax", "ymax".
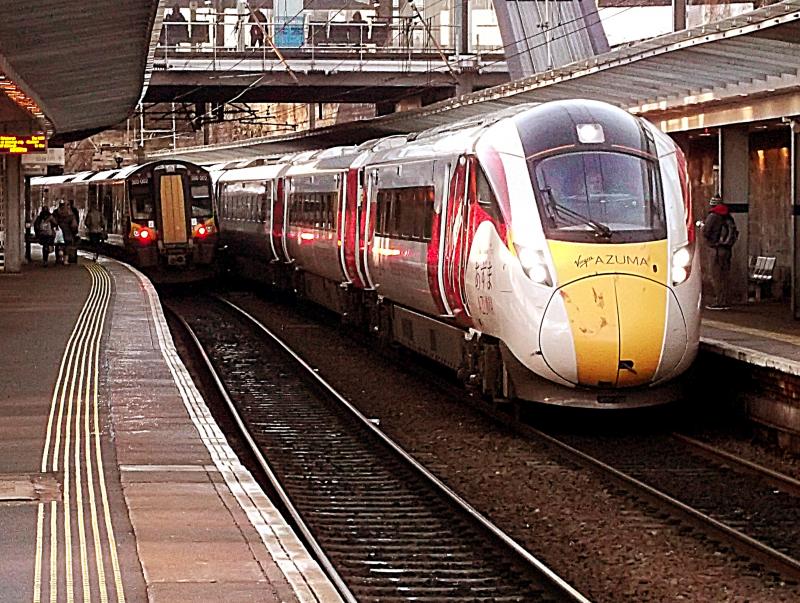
[{"xmin": 0, "ymin": 71, "xmax": 51, "ymax": 135}]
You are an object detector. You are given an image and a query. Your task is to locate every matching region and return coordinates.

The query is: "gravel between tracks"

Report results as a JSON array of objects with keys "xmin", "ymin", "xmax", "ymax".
[{"xmin": 227, "ymin": 291, "xmax": 800, "ymax": 602}]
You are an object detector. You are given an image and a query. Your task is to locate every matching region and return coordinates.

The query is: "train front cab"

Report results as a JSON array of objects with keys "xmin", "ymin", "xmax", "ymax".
[
  {"xmin": 469, "ymin": 101, "xmax": 701, "ymax": 408},
  {"xmin": 127, "ymin": 161, "xmax": 216, "ymax": 269}
]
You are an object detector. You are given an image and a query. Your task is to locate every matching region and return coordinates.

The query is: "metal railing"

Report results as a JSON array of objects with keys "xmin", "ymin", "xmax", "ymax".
[{"xmin": 156, "ymin": 14, "xmax": 504, "ymax": 63}]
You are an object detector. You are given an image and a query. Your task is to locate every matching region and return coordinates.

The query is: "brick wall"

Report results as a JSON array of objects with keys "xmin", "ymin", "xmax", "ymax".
[{"xmin": 693, "ymin": 350, "xmax": 800, "ymax": 452}]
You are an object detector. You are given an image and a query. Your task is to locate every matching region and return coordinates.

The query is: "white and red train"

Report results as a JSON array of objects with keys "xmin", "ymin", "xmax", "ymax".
[{"xmin": 214, "ymin": 99, "xmax": 701, "ymax": 408}]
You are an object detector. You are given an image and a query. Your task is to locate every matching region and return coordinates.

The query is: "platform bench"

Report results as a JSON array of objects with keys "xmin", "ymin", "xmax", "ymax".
[{"xmin": 748, "ymin": 255, "xmax": 776, "ymax": 302}]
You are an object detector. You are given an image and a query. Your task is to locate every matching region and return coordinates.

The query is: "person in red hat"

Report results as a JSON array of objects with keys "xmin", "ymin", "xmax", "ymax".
[{"xmin": 703, "ymin": 194, "xmax": 739, "ymax": 310}]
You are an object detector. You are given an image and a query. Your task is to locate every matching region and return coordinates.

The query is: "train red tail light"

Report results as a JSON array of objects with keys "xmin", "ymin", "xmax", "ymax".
[
  {"xmin": 193, "ymin": 220, "xmax": 215, "ymax": 239},
  {"xmin": 131, "ymin": 223, "xmax": 156, "ymax": 244}
]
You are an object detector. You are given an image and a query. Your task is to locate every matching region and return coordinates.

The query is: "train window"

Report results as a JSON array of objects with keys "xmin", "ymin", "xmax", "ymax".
[
  {"xmin": 475, "ymin": 167, "xmax": 503, "ymax": 223},
  {"xmin": 531, "ymin": 151, "xmax": 666, "ymax": 243},
  {"xmin": 289, "ymin": 192, "xmax": 338, "ymax": 231},
  {"xmin": 375, "ymin": 186, "xmax": 435, "ymax": 242},
  {"xmin": 101, "ymin": 186, "xmax": 113, "ymax": 229},
  {"xmin": 130, "ymin": 182, "xmax": 154, "ymax": 220},
  {"xmin": 190, "ymin": 182, "xmax": 213, "ymax": 217},
  {"xmin": 88, "ymin": 184, "xmax": 99, "ymax": 212}
]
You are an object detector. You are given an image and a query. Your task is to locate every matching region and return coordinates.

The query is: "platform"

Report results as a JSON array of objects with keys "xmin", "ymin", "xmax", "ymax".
[
  {"xmin": 701, "ymin": 301, "xmax": 800, "ymax": 376},
  {"xmin": 698, "ymin": 301, "xmax": 800, "ymax": 450},
  {"xmin": 0, "ymin": 250, "xmax": 341, "ymax": 602}
]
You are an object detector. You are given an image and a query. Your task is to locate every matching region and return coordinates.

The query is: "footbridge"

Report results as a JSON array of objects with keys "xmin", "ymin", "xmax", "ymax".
[{"xmin": 146, "ymin": 14, "xmax": 509, "ymax": 106}]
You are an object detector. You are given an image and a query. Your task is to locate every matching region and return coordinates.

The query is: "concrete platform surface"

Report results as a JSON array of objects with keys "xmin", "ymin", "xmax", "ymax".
[
  {"xmin": 0, "ymin": 251, "xmax": 341, "ymax": 603},
  {"xmin": 701, "ymin": 301, "xmax": 800, "ymax": 375}
]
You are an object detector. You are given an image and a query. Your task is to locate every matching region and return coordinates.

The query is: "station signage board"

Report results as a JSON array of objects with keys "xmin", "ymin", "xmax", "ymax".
[
  {"xmin": 21, "ymin": 147, "xmax": 63, "ymax": 166},
  {"xmin": 21, "ymin": 147, "xmax": 63, "ymax": 176},
  {"xmin": 0, "ymin": 134, "xmax": 46, "ymax": 154}
]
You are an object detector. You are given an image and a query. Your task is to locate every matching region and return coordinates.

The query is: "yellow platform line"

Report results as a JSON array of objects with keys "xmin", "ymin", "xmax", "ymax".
[
  {"xmin": 73, "ymin": 307, "xmax": 91, "ymax": 602},
  {"xmin": 89, "ymin": 265, "xmax": 126, "ymax": 603},
  {"xmin": 60, "ymin": 267, "xmax": 95, "ymax": 603},
  {"xmin": 84, "ymin": 268, "xmax": 112, "ymax": 603},
  {"xmin": 33, "ymin": 263, "xmax": 127, "ymax": 603},
  {"xmin": 34, "ymin": 265, "xmax": 104, "ymax": 603},
  {"xmin": 49, "ymin": 501, "xmax": 57, "ymax": 603},
  {"xmin": 84, "ymin": 265, "xmax": 110, "ymax": 603}
]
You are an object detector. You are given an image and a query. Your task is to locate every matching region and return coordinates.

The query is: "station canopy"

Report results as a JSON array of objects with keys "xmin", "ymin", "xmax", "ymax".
[
  {"xmin": 0, "ymin": 0, "xmax": 161, "ymax": 143},
  {"xmin": 151, "ymin": 0, "xmax": 800, "ymax": 164}
]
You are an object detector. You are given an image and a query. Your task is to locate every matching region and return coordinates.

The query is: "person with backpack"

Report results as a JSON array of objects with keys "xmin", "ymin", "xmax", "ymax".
[
  {"xmin": 53, "ymin": 200, "xmax": 78, "ymax": 265},
  {"xmin": 33, "ymin": 206, "xmax": 58, "ymax": 267},
  {"xmin": 83, "ymin": 203, "xmax": 107, "ymax": 262},
  {"xmin": 703, "ymin": 194, "xmax": 739, "ymax": 310}
]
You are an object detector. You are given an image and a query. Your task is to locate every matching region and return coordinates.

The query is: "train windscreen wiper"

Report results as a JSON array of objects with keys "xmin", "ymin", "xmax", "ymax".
[{"xmin": 542, "ymin": 186, "xmax": 612, "ymax": 239}]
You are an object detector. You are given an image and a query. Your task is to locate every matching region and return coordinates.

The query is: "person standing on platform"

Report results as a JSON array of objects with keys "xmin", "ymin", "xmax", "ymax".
[
  {"xmin": 83, "ymin": 204, "xmax": 106, "ymax": 262},
  {"xmin": 68, "ymin": 200, "xmax": 81, "ymax": 261},
  {"xmin": 53, "ymin": 201, "xmax": 78, "ymax": 265},
  {"xmin": 33, "ymin": 206, "xmax": 57, "ymax": 267},
  {"xmin": 703, "ymin": 194, "xmax": 739, "ymax": 310}
]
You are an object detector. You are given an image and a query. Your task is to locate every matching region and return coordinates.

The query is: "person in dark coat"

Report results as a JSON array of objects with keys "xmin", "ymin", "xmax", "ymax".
[
  {"xmin": 83, "ymin": 204, "xmax": 107, "ymax": 262},
  {"xmin": 53, "ymin": 200, "xmax": 78, "ymax": 265},
  {"xmin": 68, "ymin": 200, "xmax": 81, "ymax": 247},
  {"xmin": 161, "ymin": 4, "xmax": 189, "ymax": 46},
  {"xmin": 249, "ymin": 8, "xmax": 267, "ymax": 47},
  {"xmin": 703, "ymin": 194, "xmax": 739, "ymax": 310},
  {"xmin": 33, "ymin": 206, "xmax": 58, "ymax": 267}
]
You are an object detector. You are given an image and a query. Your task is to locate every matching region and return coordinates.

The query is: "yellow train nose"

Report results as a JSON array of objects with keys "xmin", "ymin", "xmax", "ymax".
[{"xmin": 540, "ymin": 274, "xmax": 686, "ymax": 387}]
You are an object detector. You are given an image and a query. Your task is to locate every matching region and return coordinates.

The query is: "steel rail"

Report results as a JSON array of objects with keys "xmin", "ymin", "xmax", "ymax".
[
  {"xmin": 525, "ymin": 426, "xmax": 800, "ymax": 582},
  {"xmin": 165, "ymin": 304, "xmax": 357, "ymax": 603},
  {"xmin": 214, "ymin": 294, "xmax": 591, "ymax": 603},
  {"xmin": 672, "ymin": 433, "xmax": 800, "ymax": 496}
]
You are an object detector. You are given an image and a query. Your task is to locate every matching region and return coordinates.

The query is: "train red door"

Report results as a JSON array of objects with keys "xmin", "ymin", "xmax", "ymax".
[
  {"xmin": 342, "ymin": 168, "xmax": 365, "ymax": 288},
  {"xmin": 160, "ymin": 174, "xmax": 188, "ymax": 244},
  {"xmin": 271, "ymin": 178, "xmax": 289, "ymax": 262},
  {"xmin": 434, "ymin": 156, "xmax": 470, "ymax": 324},
  {"xmin": 444, "ymin": 157, "xmax": 470, "ymax": 322},
  {"xmin": 359, "ymin": 169, "xmax": 376, "ymax": 289}
]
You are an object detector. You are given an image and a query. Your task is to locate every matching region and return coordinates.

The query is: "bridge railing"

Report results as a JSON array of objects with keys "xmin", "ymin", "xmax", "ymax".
[{"xmin": 156, "ymin": 14, "xmax": 504, "ymax": 60}]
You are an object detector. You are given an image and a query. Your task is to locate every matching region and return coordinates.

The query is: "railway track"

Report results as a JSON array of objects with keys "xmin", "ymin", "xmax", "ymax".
[
  {"xmin": 536, "ymin": 429, "xmax": 800, "ymax": 582},
  {"xmin": 166, "ymin": 294, "xmax": 588, "ymax": 602}
]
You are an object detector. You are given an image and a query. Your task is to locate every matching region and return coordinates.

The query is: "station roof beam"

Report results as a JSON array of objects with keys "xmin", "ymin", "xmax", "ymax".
[{"xmin": 0, "ymin": 0, "xmax": 162, "ymax": 143}]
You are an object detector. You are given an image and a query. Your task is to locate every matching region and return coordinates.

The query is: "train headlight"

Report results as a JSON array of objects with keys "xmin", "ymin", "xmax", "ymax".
[
  {"xmin": 671, "ymin": 244, "xmax": 693, "ymax": 286},
  {"xmin": 516, "ymin": 245, "xmax": 553, "ymax": 286}
]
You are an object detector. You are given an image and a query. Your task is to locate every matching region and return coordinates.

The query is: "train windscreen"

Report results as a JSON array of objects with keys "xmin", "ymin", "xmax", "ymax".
[
  {"xmin": 530, "ymin": 151, "xmax": 666, "ymax": 243},
  {"xmin": 130, "ymin": 180, "xmax": 155, "ymax": 220},
  {"xmin": 190, "ymin": 180, "xmax": 213, "ymax": 218}
]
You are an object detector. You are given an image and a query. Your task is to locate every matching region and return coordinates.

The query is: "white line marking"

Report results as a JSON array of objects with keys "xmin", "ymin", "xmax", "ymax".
[
  {"xmin": 120, "ymin": 262, "xmax": 342, "ymax": 603},
  {"xmin": 704, "ymin": 318, "xmax": 800, "ymax": 347}
]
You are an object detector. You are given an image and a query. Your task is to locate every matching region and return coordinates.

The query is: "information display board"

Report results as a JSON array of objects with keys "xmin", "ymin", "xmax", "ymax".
[{"xmin": 0, "ymin": 134, "xmax": 46, "ymax": 154}]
